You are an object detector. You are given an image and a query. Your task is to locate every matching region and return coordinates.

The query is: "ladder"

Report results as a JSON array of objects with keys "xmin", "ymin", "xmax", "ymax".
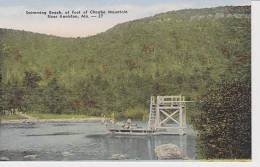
[{"xmin": 148, "ymin": 96, "xmax": 156, "ymax": 129}]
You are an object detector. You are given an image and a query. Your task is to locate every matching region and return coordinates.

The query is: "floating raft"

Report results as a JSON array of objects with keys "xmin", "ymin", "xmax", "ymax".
[
  {"xmin": 109, "ymin": 128, "xmax": 156, "ymax": 135},
  {"xmin": 108, "ymin": 128, "xmax": 185, "ymax": 135}
]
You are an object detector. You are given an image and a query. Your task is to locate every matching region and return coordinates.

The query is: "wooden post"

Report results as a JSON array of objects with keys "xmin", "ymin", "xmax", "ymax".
[
  {"xmin": 148, "ymin": 96, "xmax": 154, "ymax": 129},
  {"xmin": 155, "ymin": 96, "xmax": 160, "ymax": 129},
  {"xmin": 183, "ymin": 103, "xmax": 186, "ymax": 128},
  {"xmin": 182, "ymin": 96, "xmax": 186, "ymax": 128},
  {"xmin": 179, "ymin": 103, "xmax": 183, "ymax": 134}
]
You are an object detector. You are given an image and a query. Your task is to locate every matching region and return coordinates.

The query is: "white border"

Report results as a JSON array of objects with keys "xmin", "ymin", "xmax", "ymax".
[
  {"xmin": 1, "ymin": 1, "xmax": 259, "ymax": 167},
  {"xmin": 251, "ymin": 0, "xmax": 260, "ymax": 166}
]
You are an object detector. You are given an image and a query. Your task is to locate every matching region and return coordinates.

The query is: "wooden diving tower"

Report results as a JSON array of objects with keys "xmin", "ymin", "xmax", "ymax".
[
  {"xmin": 108, "ymin": 95, "xmax": 187, "ymax": 135},
  {"xmin": 148, "ymin": 95, "xmax": 187, "ymax": 135}
]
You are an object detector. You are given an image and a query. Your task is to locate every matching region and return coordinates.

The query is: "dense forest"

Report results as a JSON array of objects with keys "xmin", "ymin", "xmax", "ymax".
[
  {"xmin": 0, "ymin": 5, "xmax": 251, "ymax": 159},
  {"xmin": 0, "ymin": 6, "xmax": 250, "ymax": 118}
]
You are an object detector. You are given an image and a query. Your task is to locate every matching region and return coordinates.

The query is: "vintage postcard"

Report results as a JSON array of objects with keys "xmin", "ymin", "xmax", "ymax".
[{"xmin": 0, "ymin": 0, "xmax": 252, "ymax": 164}]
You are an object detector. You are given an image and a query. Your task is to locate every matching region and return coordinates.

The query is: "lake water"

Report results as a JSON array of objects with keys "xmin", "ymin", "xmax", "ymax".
[{"xmin": 0, "ymin": 121, "xmax": 196, "ymax": 160}]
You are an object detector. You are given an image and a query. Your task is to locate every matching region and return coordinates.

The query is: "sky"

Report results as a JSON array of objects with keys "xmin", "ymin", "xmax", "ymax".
[{"xmin": 0, "ymin": 0, "xmax": 250, "ymax": 37}]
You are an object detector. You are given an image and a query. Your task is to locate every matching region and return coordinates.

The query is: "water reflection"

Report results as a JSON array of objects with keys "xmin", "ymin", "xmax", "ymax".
[{"xmin": 86, "ymin": 134, "xmax": 196, "ymax": 160}]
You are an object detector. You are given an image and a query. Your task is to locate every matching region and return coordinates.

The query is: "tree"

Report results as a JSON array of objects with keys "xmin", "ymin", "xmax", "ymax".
[
  {"xmin": 194, "ymin": 79, "xmax": 251, "ymax": 159},
  {"xmin": 0, "ymin": 81, "xmax": 25, "ymax": 115},
  {"xmin": 23, "ymin": 71, "xmax": 41, "ymax": 89},
  {"xmin": 22, "ymin": 71, "xmax": 42, "ymax": 112},
  {"xmin": 0, "ymin": 30, "xmax": 3, "ymax": 115},
  {"xmin": 44, "ymin": 78, "xmax": 68, "ymax": 114}
]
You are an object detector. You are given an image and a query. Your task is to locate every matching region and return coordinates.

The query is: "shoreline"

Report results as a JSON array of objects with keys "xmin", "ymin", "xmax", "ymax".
[{"xmin": 0, "ymin": 117, "xmax": 105, "ymax": 124}]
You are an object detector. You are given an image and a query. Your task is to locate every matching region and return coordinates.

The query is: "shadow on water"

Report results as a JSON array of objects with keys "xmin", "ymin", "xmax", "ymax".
[
  {"xmin": 26, "ymin": 132, "xmax": 82, "ymax": 136},
  {"xmin": 51, "ymin": 123, "xmax": 77, "ymax": 127}
]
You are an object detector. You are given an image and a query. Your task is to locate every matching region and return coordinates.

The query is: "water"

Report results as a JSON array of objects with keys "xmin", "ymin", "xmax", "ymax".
[{"xmin": 0, "ymin": 122, "xmax": 196, "ymax": 160}]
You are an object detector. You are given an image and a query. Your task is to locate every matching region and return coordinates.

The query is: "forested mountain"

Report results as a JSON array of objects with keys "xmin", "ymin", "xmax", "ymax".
[{"xmin": 0, "ymin": 6, "xmax": 250, "ymax": 118}]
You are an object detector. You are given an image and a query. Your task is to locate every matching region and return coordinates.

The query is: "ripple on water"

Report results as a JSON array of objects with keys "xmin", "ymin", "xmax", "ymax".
[
  {"xmin": 51, "ymin": 123, "xmax": 77, "ymax": 127},
  {"xmin": 1, "ymin": 123, "xmax": 37, "ymax": 129},
  {"xmin": 26, "ymin": 132, "xmax": 82, "ymax": 136}
]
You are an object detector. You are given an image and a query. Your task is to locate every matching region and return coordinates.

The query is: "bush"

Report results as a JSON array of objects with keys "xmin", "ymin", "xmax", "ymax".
[
  {"xmin": 194, "ymin": 79, "xmax": 251, "ymax": 159},
  {"xmin": 115, "ymin": 106, "xmax": 148, "ymax": 120}
]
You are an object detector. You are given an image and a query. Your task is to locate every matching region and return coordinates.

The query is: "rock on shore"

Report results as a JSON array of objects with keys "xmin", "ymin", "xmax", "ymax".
[
  {"xmin": 111, "ymin": 154, "xmax": 127, "ymax": 160},
  {"xmin": 23, "ymin": 154, "xmax": 38, "ymax": 160},
  {"xmin": 154, "ymin": 144, "xmax": 183, "ymax": 160}
]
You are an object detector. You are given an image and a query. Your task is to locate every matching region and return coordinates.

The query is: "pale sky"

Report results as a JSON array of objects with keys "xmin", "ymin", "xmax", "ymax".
[{"xmin": 0, "ymin": 0, "xmax": 250, "ymax": 37}]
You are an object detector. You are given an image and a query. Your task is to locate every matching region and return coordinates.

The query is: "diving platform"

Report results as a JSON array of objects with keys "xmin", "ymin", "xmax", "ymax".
[{"xmin": 108, "ymin": 95, "xmax": 188, "ymax": 135}]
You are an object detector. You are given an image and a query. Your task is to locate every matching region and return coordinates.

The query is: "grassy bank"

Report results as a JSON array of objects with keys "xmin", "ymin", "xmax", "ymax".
[
  {"xmin": 0, "ymin": 112, "xmax": 99, "ymax": 121},
  {"xmin": 0, "ymin": 114, "xmax": 27, "ymax": 120},
  {"xmin": 114, "ymin": 106, "xmax": 149, "ymax": 121},
  {"xmin": 27, "ymin": 112, "xmax": 96, "ymax": 120},
  {"xmin": 0, "ymin": 110, "xmax": 148, "ymax": 121}
]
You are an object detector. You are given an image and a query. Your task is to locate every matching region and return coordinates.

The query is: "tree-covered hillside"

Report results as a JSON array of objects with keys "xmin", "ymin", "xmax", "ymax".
[{"xmin": 0, "ymin": 6, "xmax": 250, "ymax": 118}]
